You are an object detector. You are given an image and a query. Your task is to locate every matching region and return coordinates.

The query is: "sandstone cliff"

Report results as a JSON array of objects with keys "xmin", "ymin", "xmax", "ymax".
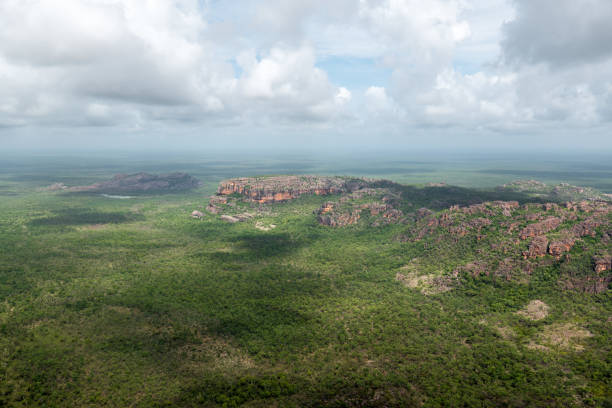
[{"xmin": 216, "ymin": 176, "xmax": 367, "ymax": 203}]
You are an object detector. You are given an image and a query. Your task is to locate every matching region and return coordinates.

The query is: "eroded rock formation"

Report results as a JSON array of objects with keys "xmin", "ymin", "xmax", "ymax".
[
  {"xmin": 216, "ymin": 176, "xmax": 366, "ymax": 203},
  {"xmin": 524, "ymin": 236, "xmax": 549, "ymax": 259},
  {"xmin": 594, "ymin": 255, "xmax": 611, "ymax": 273},
  {"xmin": 519, "ymin": 217, "xmax": 563, "ymax": 240}
]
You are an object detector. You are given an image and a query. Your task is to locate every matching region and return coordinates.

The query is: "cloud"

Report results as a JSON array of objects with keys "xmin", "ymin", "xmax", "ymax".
[
  {"xmin": 0, "ymin": 0, "xmax": 611, "ymax": 149},
  {"xmin": 0, "ymin": 0, "xmax": 351, "ymax": 131},
  {"xmin": 234, "ymin": 46, "xmax": 351, "ymax": 122},
  {"xmin": 502, "ymin": 0, "xmax": 612, "ymax": 67}
]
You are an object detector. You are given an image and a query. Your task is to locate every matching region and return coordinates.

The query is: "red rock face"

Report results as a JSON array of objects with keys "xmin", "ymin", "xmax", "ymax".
[
  {"xmin": 594, "ymin": 255, "xmax": 611, "ymax": 273},
  {"xmin": 572, "ymin": 217, "xmax": 605, "ymax": 237},
  {"xmin": 548, "ymin": 238, "xmax": 576, "ymax": 258},
  {"xmin": 315, "ymin": 200, "xmax": 403, "ymax": 227},
  {"xmin": 524, "ymin": 236, "xmax": 549, "ymax": 259},
  {"xmin": 216, "ymin": 176, "xmax": 361, "ymax": 203},
  {"xmin": 317, "ymin": 210, "xmax": 361, "ymax": 227},
  {"xmin": 519, "ymin": 217, "xmax": 562, "ymax": 240},
  {"xmin": 318, "ymin": 202, "xmax": 335, "ymax": 214}
]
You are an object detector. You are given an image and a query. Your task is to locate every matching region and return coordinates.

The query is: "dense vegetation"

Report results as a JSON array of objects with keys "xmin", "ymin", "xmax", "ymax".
[{"xmin": 0, "ymin": 155, "xmax": 610, "ymax": 407}]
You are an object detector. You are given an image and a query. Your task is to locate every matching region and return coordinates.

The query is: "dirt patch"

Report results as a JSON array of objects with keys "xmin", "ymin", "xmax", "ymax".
[
  {"xmin": 255, "ymin": 221, "xmax": 276, "ymax": 231},
  {"xmin": 516, "ymin": 300, "xmax": 550, "ymax": 321},
  {"xmin": 529, "ymin": 323, "xmax": 593, "ymax": 351},
  {"xmin": 526, "ymin": 342, "xmax": 550, "ymax": 351},
  {"xmin": 178, "ymin": 333, "xmax": 255, "ymax": 374},
  {"xmin": 77, "ymin": 224, "xmax": 109, "ymax": 231},
  {"xmin": 395, "ymin": 271, "xmax": 454, "ymax": 295}
]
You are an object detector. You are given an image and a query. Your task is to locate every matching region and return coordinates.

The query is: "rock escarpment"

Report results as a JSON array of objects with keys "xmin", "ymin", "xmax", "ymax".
[
  {"xmin": 205, "ymin": 175, "xmax": 611, "ymax": 293},
  {"xmin": 408, "ymin": 199, "xmax": 611, "ymax": 292},
  {"xmin": 216, "ymin": 176, "xmax": 367, "ymax": 203},
  {"xmin": 209, "ymin": 175, "xmax": 406, "ymax": 227},
  {"xmin": 70, "ymin": 173, "xmax": 200, "ymax": 194}
]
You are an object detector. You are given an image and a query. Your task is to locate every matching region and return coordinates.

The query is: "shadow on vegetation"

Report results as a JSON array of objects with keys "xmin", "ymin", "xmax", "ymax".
[
  {"xmin": 29, "ymin": 208, "xmax": 144, "ymax": 226},
  {"xmin": 7, "ymin": 174, "xmax": 97, "ymax": 185},
  {"xmin": 372, "ymin": 180, "xmax": 548, "ymax": 211},
  {"xmin": 173, "ymin": 374, "xmax": 299, "ymax": 407},
  {"xmin": 227, "ymin": 232, "xmax": 307, "ymax": 259},
  {"xmin": 478, "ymin": 168, "xmax": 612, "ymax": 180}
]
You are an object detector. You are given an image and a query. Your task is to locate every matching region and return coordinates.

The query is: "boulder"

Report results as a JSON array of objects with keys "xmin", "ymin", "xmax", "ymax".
[
  {"xmin": 548, "ymin": 238, "xmax": 576, "ymax": 258},
  {"xmin": 593, "ymin": 255, "xmax": 611, "ymax": 273},
  {"xmin": 191, "ymin": 210, "xmax": 204, "ymax": 219}
]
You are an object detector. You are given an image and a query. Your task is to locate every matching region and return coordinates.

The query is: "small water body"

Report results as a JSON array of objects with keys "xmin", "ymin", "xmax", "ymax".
[{"xmin": 100, "ymin": 194, "xmax": 133, "ymax": 199}]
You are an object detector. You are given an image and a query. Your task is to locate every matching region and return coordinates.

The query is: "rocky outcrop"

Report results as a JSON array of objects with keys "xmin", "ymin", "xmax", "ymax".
[
  {"xmin": 317, "ymin": 209, "xmax": 361, "ymax": 227},
  {"xmin": 315, "ymin": 198, "xmax": 403, "ymax": 227},
  {"xmin": 572, "ymin": 217, "xmax": 606, "ymax": 237},
  {"xmin": 548, "ymin": 238, "xmax": 576, "ymax": 258},
  {"xmin": 593, "ymin": 255, "xmax": 611, "ymax": 273},
  {"xmin": 519, "ymin": 217, "xmax": 562, "ymax": 240},
  {"xmin": 191, "ymin": 210, "xmax": 204, "ymax": 219},
  {"xmin": 524, "ymin": 236, "xmax": 549, "ymax": 259},
  {"xmin": 451, "ymin": 201, "xmax": 519, "ymax": 217},
  {"xmin": 216, "ymin": 176, "xmax": 366, "ymax": 203},
  {"xmin": 206, "ymin": 196, "xmax": 228, "ymax": 214},
  {"xmin": 220, "ymin": 213, "xmax": 254, "ymax": 223},
  {"xmin": 70, "ymin": 173, "xmax": 200, "ymax": 194}
]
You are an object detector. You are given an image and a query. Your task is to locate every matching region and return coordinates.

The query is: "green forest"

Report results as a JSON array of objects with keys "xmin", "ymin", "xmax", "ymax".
[{"xmin": 0, "ymin": 156, "xmax": 610, "ymax": 407}]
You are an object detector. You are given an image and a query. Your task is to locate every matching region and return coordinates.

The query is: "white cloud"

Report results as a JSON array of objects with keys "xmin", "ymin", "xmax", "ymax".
[
  {"xmin": 0, "ymin": 0, "xmax": 611, "ymax": 148},
  {"xmin": 236, "ymin": 46, "xmax": 350, "ymax": 121}
]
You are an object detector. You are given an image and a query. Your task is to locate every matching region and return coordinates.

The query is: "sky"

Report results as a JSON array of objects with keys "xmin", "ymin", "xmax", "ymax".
[{"xmin": 1, "ymin": 0, "xmax": 611, "ymax": 151}]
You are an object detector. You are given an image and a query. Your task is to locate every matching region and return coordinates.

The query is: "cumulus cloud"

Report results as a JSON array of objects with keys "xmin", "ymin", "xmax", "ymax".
[
  {"xmin": 235, "ymin": 46, "xmax": 351, "ymax": 121},
  {"xmin": 0, "ymin": 0, "xmax": 348, "ymax": 132},
  {"xmin": 0, "ymin": 0, "xmax": 611, "ymax": 148}
]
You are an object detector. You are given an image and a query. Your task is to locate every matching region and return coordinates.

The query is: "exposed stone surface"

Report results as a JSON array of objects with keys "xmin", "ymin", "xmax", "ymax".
[
  {"xmin": 594, "ymin": 255, "xmax": 611, "ymax": 273},
  {"xmin": 255, "ymin": 222, "xmax": 276, "ymax": 231},
  {"xmin": 206, "ymin": 196, "xmax": 228, "ymax": 214},
  {"xmin": 317, "ymin": 207, "xmax": 361, "ymax": 227},
  {"xmin": 572, "ymin": 217, "xmax": 606, "ymax": 237},
  {"xmin": 216, "ymin": 176, "xmax": 366, "ymax": 203},
  {"xmin": 406, "ymin": 196, "xmax": 611, "ymax": 292},
  {"xmin": 313, "ymin": 188, "xmax": 404, "ymax": 227},
  {"xmin": 191, "ymin": 210, "xmax": 204, "ymax": 219},
  {"xmin": 519, "ymin": 217, "xmax": 562, "ymax": 240},
  {"xmin": 524, "ymin": 236, "xmax": 549, "ymax": 259},
  {"xmin": 548, "ymin": 238, "xmax": 576, "ymax": 258},
  {"xmin": 207, "ymin": 176, "xmax": 611, "ymax": 293},
  {"xmin": 220, "ymin": 215, "xmax": 240, "ymax": 223},
  {"xmin": 70, "ymin": 173, "xmax": 200, "ymax": 194}
]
